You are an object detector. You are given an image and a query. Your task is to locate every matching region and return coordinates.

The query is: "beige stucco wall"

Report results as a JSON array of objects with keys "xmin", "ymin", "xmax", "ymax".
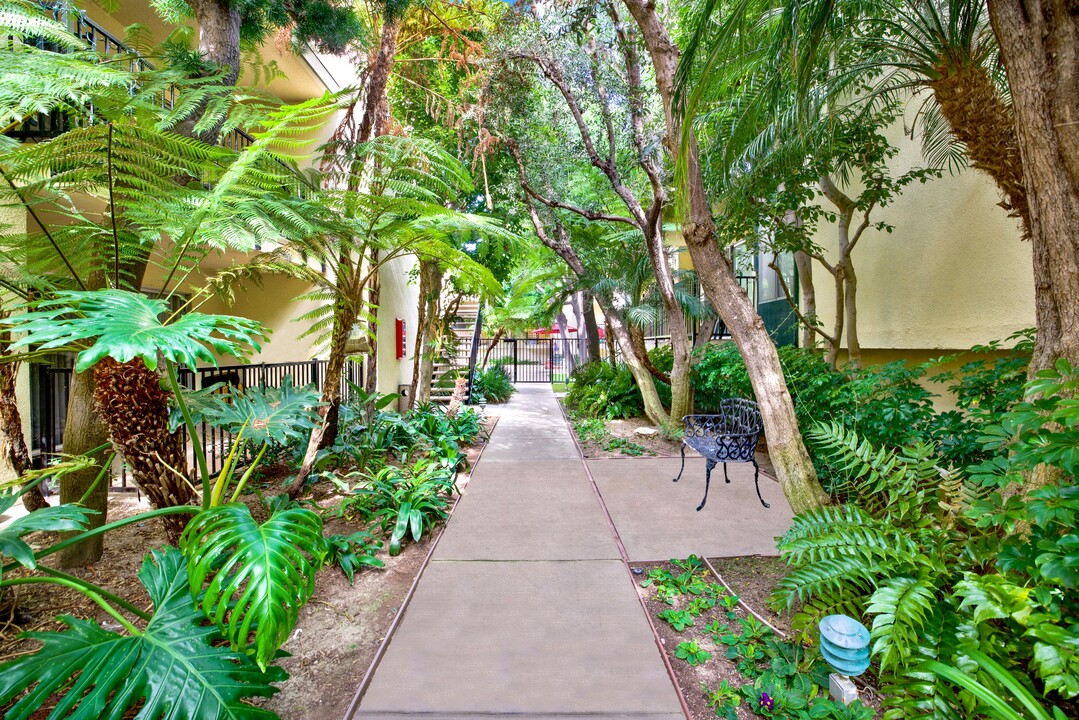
[
  {"xmin": 808, "ymin": 117, "xmax": 1035, "ymax": 351},
  {"xmin": 0, "ymin": 203, "xmax": 32, "ymax": 478},
  {"xmin": 376, "ymin": 255, "xmax": 420, "ymax": 398},
  {"xmin": 196, "ymin": 273, "xmax": 328, "ymax": 363}
]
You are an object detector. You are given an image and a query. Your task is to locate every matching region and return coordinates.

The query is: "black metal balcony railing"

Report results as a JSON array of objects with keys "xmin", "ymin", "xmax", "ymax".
[
  {"xmin": 8, "ymin": 4, "xmax": 256, "ymax": 152},
  {"xmin": 34, "ymin": 359, "xmax": 362, "ymax": 484},
  {"xmin": 642, "ymin": 274, "xmax": 757, "ymax": 347}
]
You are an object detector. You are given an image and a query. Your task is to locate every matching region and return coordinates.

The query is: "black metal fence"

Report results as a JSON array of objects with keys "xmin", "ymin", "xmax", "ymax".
[
  {"xmin": 465, "ymin": 337, "xmax": 580, "ymax": 383},
  {"xmin": 33, "ymin": 359, "xmax": 361, "ymax": 479}
]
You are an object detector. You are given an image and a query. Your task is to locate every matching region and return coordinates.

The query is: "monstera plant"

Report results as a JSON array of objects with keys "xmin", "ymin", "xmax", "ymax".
[
  {"xmin": 0, "ymin": 293, "xmax": 331, "ymax": 717},
  {"xmin": 0, "ymin": 549, "xmax": 285, "ymax": 720}
]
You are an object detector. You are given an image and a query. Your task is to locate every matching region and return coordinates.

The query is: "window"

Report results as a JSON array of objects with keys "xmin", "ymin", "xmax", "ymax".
[{"xmin": 757, "ymin": 250, "xmax": 795, "ymax": 304}]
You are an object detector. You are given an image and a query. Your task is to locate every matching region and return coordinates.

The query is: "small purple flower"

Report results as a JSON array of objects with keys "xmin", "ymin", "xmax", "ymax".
[{"xmin": 759, "ymin": 692, "xmax": 774, "ymax": 711}]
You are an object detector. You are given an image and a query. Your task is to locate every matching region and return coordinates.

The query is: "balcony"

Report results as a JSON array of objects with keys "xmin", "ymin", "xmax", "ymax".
[{"xmin": 6, "ymin": 3, "xmax": 256, "ymax": 150}]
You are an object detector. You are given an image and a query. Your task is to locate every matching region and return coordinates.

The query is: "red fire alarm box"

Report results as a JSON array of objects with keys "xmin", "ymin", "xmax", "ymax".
[{"xmin": 395, "ymin": 319, "xmax": 406, "ymax": 359}]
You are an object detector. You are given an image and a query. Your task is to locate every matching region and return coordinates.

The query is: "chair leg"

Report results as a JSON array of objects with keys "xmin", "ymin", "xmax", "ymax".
[
  {"xmin": 723, "ymin": 462, "xmax": 731, "ymax": 484},
  {"xmin": 673, "ymin": 443, "xmax": 686, "ymax": 483},
  {"xmin": 698, "ymin": 459, "xmax": 715, "ymax": 511},
  {"xmin": 752, "ymin": 459, "xmax": 769, "ymax": 508}
]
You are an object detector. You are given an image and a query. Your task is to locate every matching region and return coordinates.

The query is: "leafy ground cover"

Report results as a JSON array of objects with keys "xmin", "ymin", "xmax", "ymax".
[{"xmin": 637, "ymin": 556, "xmax": 883, "ymax": 720}]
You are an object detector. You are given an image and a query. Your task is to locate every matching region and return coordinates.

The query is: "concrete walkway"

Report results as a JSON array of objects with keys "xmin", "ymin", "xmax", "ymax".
[{"xmin": 351, "ymin": 385, "xmax": 684, "ymax": 720}]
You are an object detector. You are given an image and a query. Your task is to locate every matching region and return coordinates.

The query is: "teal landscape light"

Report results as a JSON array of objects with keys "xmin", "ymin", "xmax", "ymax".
[
  {"xmin": 820, "ymin": 614, "xmax": 871, "ymax": 705},
  {"xmin": 819, "ymin": 614, "xmax": 871, "ymax": 676}
]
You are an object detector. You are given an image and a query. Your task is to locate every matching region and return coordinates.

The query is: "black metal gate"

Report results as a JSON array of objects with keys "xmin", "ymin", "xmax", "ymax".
[{"xmin": 472, "ymin": 337, "xmax": 577, "ymax": 383}]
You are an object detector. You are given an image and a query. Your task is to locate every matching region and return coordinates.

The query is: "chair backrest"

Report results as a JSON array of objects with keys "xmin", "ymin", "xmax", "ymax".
[{"xmin": 717, "ymin": 398, "xmax": 763, "ymax": 434}]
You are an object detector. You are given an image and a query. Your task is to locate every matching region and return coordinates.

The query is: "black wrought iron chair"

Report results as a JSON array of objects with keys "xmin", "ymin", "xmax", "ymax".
[{"xmin": 673, "ymin": 399, "xmax": 769, "ymax": 510}]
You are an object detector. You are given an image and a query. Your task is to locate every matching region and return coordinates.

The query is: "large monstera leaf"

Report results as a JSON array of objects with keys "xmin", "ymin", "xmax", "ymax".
[
  {"xmin": 180, "ymin": 503, "xmax": 328, "ymax": 670},
  {"xmin": 0, "ymin": 548, "xmax": 285, "ymax": 720},
  {"xmin": 5, "ymin": 289, "xmax": 267, "ymax": 372},
  {"xmin": 171, "ymin": 377, "xmax": 323, "ymax": 446}
]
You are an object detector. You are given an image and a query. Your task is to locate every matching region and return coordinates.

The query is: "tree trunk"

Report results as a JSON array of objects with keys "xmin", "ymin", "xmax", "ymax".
[
  {"xmin": 606, "ymin": 320, "xmax": 617, "ymax": 366},
  {"xmin": 595, "ymin": 295, "xmax": 670, "ymax": 426},
  {"xmin": 642, "ymin": 226, "xmax": 693, "ymax": 423},
  {"xmin": 415, "ymin": 260, "xmax": 443, "ymax": 405},
  {"xmin": 556, "ymin": 312, "xmax": 577, "ymax": 375},
  {"xmin": 843, "ymin": 259, "xmax": 861, "ymax": 369},
  {"xmin": 986, "ymin": 0, "xmax": 1078, "ymax": 494},
  {"xmin": 93, "ymin": 358, "xmax": 194, "ymax": 544},
  {"xmin": 629, "ymin": 324, "xmax": 671, "ymax": 385},
  {"xmin": 358, "ymin": 15, "xmax": 402, "ymax": 145},
  {"xmin": 825, "ymin": 263, "xmax": 844, "ymax": 369},
  {"xmin": 622, "ymin": 0, "xmax": 828, "ymax": 513},
  {"xmin": 481, "ymin": 327, "xmax": 505, "ymax": 368},
  {"xmin": 364, "ymin": 261, "xmax": 381, "ymax": 394},
  {"xmin": 694, "ymin": 316, "xmax": 719, "ymax": 350},
  {"xmin": 0, "ymin": 325, "xmax": 46, "ymax": 511},
  {"xmin": 582, "ymin": 292, "xmax": 602, "ymax": 363},
  {"xmin": 57, "ymin": 368, "xmax": 112, "ymax": 566},
  {"xmin": 794, "ymin": 250, "xmax": 815, "ymax": 350},
  {"xmin": 292, "ymin": 297, "xmax": 357, "ymax": 497},
  {"xmin": 173, "ymin": 0, "xmax": 241, "ymax": 142},
  {"xmin": 0, "ymin": 363, "xmax": 46, "ymax": 512},
  {"xmin": 986, "ymin": 0, "xmax": 1079, "ymax": 378}
]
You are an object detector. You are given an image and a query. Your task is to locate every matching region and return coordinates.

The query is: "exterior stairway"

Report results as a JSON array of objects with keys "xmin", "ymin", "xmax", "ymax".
[{"xmin": 429, "ymin": 298, "xmax": 481, "ymax": 404}]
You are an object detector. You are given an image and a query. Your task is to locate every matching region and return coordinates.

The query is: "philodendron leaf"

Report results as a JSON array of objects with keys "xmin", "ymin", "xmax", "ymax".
[
  {"xmin": 198, "ymin": 377, "xmax": 324, "ymax": 446},
  {"xmin": 0, "ymin": 502, "xmax": 93, "ymax": 574},
  {"xmin": 0, "ymin": 547, "xmax": 285, "ymax": 720},
  {"xmin": 180, "ymin": 503, "xmax": 328, "ymax": 670},
  {"xmin": 5, "ymin": 289, "xmax": 267, "ymax": 372}
]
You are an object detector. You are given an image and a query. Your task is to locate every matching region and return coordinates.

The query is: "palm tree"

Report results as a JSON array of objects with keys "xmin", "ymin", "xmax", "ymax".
[
  {"xmin": 1, "ymin": 10, "xmax": 345, "ymax": 542},
  {"xmin": 252, "ymin": 134, "xmax": 505, "ymax": 493}
]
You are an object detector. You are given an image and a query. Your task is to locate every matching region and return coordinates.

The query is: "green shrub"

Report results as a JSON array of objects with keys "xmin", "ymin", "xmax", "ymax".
[
  {"xmin": 772, "ymin": 363, "xmax": 1077, "ymax": 719},
  {"xmin": 473, "ymin": 365, "xmax": 515, "ymax": 403},
  {"xmin": 564, "ymin": 360, "xmax": 644, "ymax": 419}
]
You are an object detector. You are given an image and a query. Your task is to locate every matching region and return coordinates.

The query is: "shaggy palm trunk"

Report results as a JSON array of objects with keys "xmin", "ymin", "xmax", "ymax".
[
  {"xmin": 0, "ymin": 362, "xmax": 46, "ymax": 511},
  {"xmin": 622, "ymin": 0, "xmax": 828, "ymax": 512},
  {"xmin": 929, "ymin": 63, "xmax": 1028, "ymax": 231},
  {"xmin": 93, "ymin": 358, "xmax": 194, "ymax": 544},
  {"xmin": 987, "ymin": 0, "xmax": 1079, "ymax": 494}
]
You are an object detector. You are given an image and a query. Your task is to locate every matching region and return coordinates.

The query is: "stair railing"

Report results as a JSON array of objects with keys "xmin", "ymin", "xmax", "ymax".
[{"xmin": 465, "ymin": 304, "xmax": 484, "ymax": 405}]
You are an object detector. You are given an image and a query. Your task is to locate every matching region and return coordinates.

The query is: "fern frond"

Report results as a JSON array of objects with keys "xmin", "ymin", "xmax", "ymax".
[{"xmin": 868, "ymin": 575, "xmax": 938, "ymax": 673}]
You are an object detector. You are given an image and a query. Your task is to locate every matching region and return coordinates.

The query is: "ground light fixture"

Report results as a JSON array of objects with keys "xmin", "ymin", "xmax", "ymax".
[{"xmin": 819, "ymin": 614, "xmax": 871, "ymax": 705}]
